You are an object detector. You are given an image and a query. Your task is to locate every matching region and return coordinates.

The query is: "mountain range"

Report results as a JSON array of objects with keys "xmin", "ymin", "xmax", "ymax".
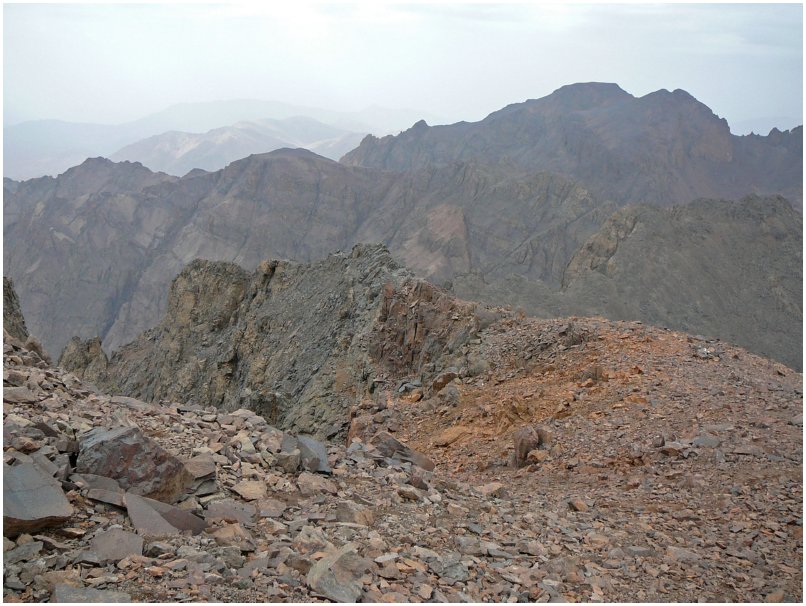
[
  {"xmin": 343, "ymin": 83, "xmax": 802, "ymax": 209},
  {"xmin": 3, "ymin": 83, "xmax": 802, "ymax": 370},
  {"xmin": 110, "ymin": 116, "xmax": 366, "ymax": 175},
  {"xmin": 4, "ymin": 99, "xmax": 444, "ymax": 180}
]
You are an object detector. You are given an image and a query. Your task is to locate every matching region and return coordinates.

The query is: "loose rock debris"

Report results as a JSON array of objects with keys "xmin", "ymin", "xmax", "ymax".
[{"xmin": 3, "ymin": 316, "xmax": 803, "ymax": 602}]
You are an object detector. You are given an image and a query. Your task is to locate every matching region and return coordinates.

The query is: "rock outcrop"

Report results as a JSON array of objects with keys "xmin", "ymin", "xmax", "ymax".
[
  {"xmin": 61, "ymin": 244, "xmax": 495, "ymax": 438},
  {"xmin": 3, "ymin": 277, "xmax": 29, "ymax": 342}
]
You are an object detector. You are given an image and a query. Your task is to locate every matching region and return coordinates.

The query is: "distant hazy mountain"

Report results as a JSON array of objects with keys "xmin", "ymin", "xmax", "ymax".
[
  {"xmin": 4, "ymin": 99, "xmax": 444, "ymax": 179},
  {"xmin": 342, "ymin": 83, "xmax": 803, "ymax": 209},
  {"xmin": 110, "ymin": 116, "xmax": 367, "ymax": 175}
]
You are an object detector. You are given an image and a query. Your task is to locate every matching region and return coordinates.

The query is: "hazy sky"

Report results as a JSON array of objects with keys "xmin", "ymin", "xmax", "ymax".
[{"xmin": 4, "ymin": 2, "xmax": 803, "ymax": 133}]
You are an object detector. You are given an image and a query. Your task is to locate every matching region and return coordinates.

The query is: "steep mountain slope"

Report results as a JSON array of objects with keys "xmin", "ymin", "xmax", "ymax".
[
  {"xmin": 342, "ymin": 83, "xmax": 803, "ymax": 209},
  {"xmin": 5, "ymin": 151, "xmax": 609, "ymax": 355},
  {"xmin": 3, "ymin": 158, "xmax": 180, "ymax": 355},
  {"xmin": 455, "ymin": 195, "xmax": 803, "ymax": 369},
  {"xmin": 110, "ymin": 117, "xmax": 366, "ymax": 175}
]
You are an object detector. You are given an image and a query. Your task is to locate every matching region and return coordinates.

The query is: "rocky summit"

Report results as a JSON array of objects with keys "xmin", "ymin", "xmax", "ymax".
[{"xmin": 3, "ymin": 258, "xmax": 803, "ymax": 603}]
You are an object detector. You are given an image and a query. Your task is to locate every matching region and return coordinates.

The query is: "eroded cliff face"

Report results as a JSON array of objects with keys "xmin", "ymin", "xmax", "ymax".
[{"xmin": 61, "ymin": 244, "xmax": 503, "ymax": 438}]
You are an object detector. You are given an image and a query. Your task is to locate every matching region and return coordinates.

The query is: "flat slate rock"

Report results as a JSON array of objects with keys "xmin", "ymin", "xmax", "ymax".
[
  {"xmin": 205, "ymin": 498, "xmax": 257, "ymax": 526},
  {"xmin": 90, "ymin": 527, "xmax": 144, "ymax": 563},
  {"xmin": 184, "ymin": 454, "xmax": 217, "ymax": 479},
  {"xmin": 3, "ymin": 463, "xmax": 74, "ymax": 537},
  {"xmin": 124, "ymin": 492, "xmax": 207, "ymax": 536},
  {"xmin": 51, "ymin": 584, "xmax": 131, "ymax": 603}
]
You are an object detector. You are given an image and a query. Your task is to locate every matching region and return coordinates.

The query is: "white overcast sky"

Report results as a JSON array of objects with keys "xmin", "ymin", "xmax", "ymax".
[{"xmin": 3, "ymin": 1, "xmax": 803, "ymax": 133}]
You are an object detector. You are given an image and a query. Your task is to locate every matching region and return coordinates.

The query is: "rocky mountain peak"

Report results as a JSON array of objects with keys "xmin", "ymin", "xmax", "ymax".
[{"xmin": 543, "ymin": 81, "xmax": 633, "ymax": 108}]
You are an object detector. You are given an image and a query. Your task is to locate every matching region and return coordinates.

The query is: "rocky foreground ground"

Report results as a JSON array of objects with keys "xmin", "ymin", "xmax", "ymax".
[{"xmin": 3, "ymin": 314, "xmax": 803, "ymax": 603}]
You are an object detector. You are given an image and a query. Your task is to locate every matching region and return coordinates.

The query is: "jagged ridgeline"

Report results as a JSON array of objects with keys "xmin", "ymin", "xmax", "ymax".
[{"xmin": 60, "ymin": 244, "xmax": 505, "ymax": 438}]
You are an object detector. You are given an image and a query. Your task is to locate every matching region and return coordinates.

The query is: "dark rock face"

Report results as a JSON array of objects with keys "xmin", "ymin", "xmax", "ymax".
[
  {"xmin": 342, "ymin": 83, "xmax": 803, "ymax": 209},
  {"xmin": 75, "ymin": 426, "xmax": 193, "ymax": 503},
  {"xmin": 3, "ymin": 277, "xmax": 29, "ymax": 341},
  {"xmin": 3, "ymin": 463, "xmax": 74, "ymax": 537}
]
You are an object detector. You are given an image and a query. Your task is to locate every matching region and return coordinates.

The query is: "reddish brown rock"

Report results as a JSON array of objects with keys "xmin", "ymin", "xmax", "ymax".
[
  {"xmin": 75, "ymin": 426, "xmax": 193, "ymax": 503},
  {"xmin": 513, "ymin": 424, "xmax": 554, "ymax": 468}
]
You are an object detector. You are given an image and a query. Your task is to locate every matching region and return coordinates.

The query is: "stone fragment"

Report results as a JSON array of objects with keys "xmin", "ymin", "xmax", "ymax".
[
  {"xmin": 257, "ymin": 497, "xmax": 287, "ymax": 518},
  {"xmin": 765, "ymin": 589, "xmax": 786, "ymax": 602},
  {"xmin": 4, "ymin": 540, "xmax": 43, "ymax": 564},
  {"xmin": 205, "ymin": 498, "xmax": 257, "ymax": 526},
  {"xmin": 297, "ymin": 435, "xmax": 332, "ymax": 473},
  {"xmin": 665, "ymin": 546, "xmax": 700, "ymax": 563},
  {"xmin": 693, "ymin": 434, "xmax": 721, "ymax": 448},
  {"xmin": 71, "ymin": 473, "xmax": 122, "ymax": 492},
  {"xmin": 398, "ymin": 485, "xmax": 421, "ymax": 501},
  {"xmin": 429, "ymin": 553, "xmax": 469, "ymax": 582},
  {"xmin": 433, "ymin": 426, "xmax": 468, "ymax": 447},
  {"xmin": 568, "ymin": 498, "xmax": 589, "ymax": 512},
  {"xmin": 478, "ymin": 482, "xmax": 506, "ymax": 498},
  {"xmin": 335, "ymin": 501, "xmax": 375, "ymax": 526},
  {"xmin": 124, "ymin": 492, "xmax": 207, "ymax": 536},
  {"xmin": 232, "ymin": 480, "xmax": 267, "ymax": 501},
  {"xmin": 75, "ymin": 426, "xmax": 193, "ymax": 503},
  {"xmin": 297, "ymin": 471, "xmax": 338, "ymax": 496},
  {"xmin": 370, "ymin": 432, "xmax": 435, "ymax": 471},
  {"xmin": 3, "ymin": 386, "xmax": 38, "ymax": 404},
  {"xmin": 210, "ymin": 523, "xmax": 255, "ymax": 551},
  {"xmin": 90, "ymin": 528, "xmax": 144, "ymax": 563},
  {"xmin": 85, "ymin": 489, "xmax": 125, "ymax": 507},
  {"xmin": 3, "ymin": 463, "xmax": 73, "ymax": 537},
  {"xmin": 306, "ymin": 542, "xmax": 363, "ymax": 603},
  {"xmin": 184, "ymin": 455, "xmax": 216, "ymax": 479},
  {"xmin": 51, "ymin": 584, "xmax": 131, "ymax": 603},
  {"xmin": 431, "ymin": 369, "xmax": 459, "ymax": 393},
  {"xmin": 276, "ymin": 449, "xmax": 301, "ymax": 473}
]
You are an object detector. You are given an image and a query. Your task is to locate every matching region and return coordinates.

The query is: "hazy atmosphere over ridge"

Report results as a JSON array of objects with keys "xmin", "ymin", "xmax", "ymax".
[{"xmin": 4, "ymin": 2, "xmax": 803, "ymax": 135}]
